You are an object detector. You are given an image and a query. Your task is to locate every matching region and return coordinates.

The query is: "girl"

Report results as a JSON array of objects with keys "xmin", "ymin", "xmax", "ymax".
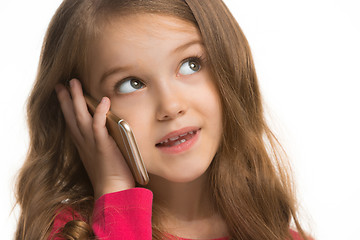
[{"xmin": 15, "ymin": 0, "xmax": 311, "ymax": 239}]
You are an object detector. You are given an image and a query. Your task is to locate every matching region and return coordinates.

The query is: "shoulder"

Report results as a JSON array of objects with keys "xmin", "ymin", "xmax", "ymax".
[
  {"xmin": 290, "ymin": 229, "xmax": 313, "ymax": 240},
  {"xmin": 49, "ymin": 188, "xmax": 153, "ymax": 239},
  {"xmin": 290, "ymin": 230, "xmax": 301, "ymax": 240},
  {"xmin": 54, "ymin": 205, "xmax": 84, "ymax": 221},
  {"xmin": 49, "ymin": 206, "xmax": 86, "ymax": 239}
]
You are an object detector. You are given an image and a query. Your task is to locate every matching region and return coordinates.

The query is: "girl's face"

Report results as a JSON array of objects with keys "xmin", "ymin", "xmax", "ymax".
[{"xmin": 86, "ymin": 14, "xmax": 222, "ymax": 183}]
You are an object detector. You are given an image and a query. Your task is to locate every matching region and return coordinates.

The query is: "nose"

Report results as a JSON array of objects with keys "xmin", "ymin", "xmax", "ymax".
[{"xmin": 155, "ymin": 86, "xmax": 187, "ymax": 121}]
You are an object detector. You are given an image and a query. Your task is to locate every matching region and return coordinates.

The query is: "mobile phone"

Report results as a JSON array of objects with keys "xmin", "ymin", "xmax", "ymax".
[{"xmin": 84, "ymin": 94, "xmax": 149, "ymax": 185}]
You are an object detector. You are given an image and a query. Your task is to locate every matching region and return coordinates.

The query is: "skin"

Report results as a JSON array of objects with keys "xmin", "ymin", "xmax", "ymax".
[{"xmin": 55, "ymin": 14, "xmax": 228, "ymax": 238}]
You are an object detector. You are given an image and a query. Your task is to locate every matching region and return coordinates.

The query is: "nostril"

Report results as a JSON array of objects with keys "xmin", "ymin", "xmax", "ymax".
[{"xmin": 157, "ymin": 105, "xmax": 187, "ymax": 121}]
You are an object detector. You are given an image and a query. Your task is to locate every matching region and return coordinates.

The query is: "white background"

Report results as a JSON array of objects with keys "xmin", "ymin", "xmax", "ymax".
[{"xmin": 1, "ymin": 1, "xmax": 359, "ymax": 239}]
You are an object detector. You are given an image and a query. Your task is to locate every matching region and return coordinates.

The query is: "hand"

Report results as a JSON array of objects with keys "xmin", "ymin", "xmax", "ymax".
[{"xmin": 55, "ymin": 79, "xmax": 135, "ymax": 200}]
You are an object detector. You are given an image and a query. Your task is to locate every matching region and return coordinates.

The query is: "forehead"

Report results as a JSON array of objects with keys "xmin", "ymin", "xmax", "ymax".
[
  {"xmin": 85, "ymin": 14, "xmax": 202, "ymax": 89},
  {"xmin": 107, "ymin": 13, "xmax": 198, "ymax": 37},
  {"xmin": 91, "ymin": 14, "xmax": 201, "ymax": 51}
]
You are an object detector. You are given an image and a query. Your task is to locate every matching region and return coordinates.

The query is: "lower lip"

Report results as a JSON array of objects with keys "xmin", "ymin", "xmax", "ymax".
[{"xmin": 156, "ymin": 129, "xmax": 200, "ymax": 154}]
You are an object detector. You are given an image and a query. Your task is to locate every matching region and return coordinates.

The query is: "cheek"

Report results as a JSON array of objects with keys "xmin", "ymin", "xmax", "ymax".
[
  {"xmin": 110, "ymin": 101, "xmax": 155, "ymax": 171},
  {"xmin": 194, "ymin": 80, "xmax": 222, "ymax": 129},
  {"xmin": 111, "ymin": 102, "xmax": 153, "ymax": 135},
  {"xmin": 110, "ymin": 98, "xmax": 155, "ymax": 147},
  {"xmin": 201, "ymin": 86, "xmax": 223, "ymax": 147},
  {"xmin": 204, "ymin": 97, "xmax": 223, "ymax": 143}
]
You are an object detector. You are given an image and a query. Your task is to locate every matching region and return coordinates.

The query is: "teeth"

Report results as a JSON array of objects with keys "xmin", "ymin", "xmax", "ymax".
[
  {"xmin": 158, "ymin": 130, "xmax": 197, "ymax": 145},
  {"xmin": 173, "ymin": 139, "xmax": 187, "ymax": 146},
  {"xmin": 169, "ymin": 136, "xmax": 180, "ymax": 141}
]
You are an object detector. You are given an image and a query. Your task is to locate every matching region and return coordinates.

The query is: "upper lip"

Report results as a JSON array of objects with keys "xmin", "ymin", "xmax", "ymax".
[{"xmin": 156, "ymin": 126, "xmax": 200, "ymax": 144}]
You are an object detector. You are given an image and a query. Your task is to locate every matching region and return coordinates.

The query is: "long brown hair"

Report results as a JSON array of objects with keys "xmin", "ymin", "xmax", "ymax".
[{"xmin": 15, "ymin": 0, "xmax": 310, "ymax": 239}]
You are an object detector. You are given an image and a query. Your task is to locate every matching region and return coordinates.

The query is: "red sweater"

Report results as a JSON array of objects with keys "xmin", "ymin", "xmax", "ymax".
[{"xmin": 49, "ymin": 188, "xmax": 302, "ymax": 240}]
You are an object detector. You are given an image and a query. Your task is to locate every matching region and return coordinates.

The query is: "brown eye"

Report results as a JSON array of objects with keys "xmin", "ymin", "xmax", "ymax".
[
  {"xmin": 116, "ymin": 78, "xmax": 145, "ymax": 94},
  {"xmin": 179, "ymin": 58, "xmax": 201, "ymax": 75},
  {"xmin": 189, "ymin": 61, "xmax": 200, "ymax": 71},
  {"xmin": 130, "ymin": 79, "xmax": 143, "ymax": 89}
]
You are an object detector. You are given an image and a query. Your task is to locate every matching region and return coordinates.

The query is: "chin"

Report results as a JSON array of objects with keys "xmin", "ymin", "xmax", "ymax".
[
  {"xmin": 149, "ymin": 164, "xmax": 209, "ymax": 184},
  {"xmin": 163, "ymin": 174, "xmax": 202, "ymax": 183}
]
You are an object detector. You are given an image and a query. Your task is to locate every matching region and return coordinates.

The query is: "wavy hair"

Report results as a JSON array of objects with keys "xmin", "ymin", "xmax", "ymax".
[{"xmin": 15, "ymin": 0, "xmax": 310, "ymax": 239}]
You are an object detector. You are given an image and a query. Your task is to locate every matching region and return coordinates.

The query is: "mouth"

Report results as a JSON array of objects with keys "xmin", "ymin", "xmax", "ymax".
[
  {"xmin": 155, "ymin": 127, "xmax": 201, "ymax": 148},
  {"xmin": 156, "ymin": 129, "xmax": 199, "ymax": 147}
]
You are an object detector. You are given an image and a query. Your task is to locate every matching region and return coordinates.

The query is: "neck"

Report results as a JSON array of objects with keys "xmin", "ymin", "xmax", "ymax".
[
  {"xmin": 147, "ymin": 171, "xmax": 216, "ymax": 222},
  {"xmin": 147, "ymin": 171, "xmax": 229, "ymax": 239}
]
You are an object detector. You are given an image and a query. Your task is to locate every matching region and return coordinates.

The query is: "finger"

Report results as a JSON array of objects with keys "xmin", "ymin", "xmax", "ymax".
[
  {"xmin": 68, "ymin": 79, "xmax": 93, "ymax": 139},
  {"xmin": 92, "ymin": 97, "xmax": 112, "ymax": 149},
  {"xmin": 55, "ymin": 84, "xmax": 83, "ymax": 143}
]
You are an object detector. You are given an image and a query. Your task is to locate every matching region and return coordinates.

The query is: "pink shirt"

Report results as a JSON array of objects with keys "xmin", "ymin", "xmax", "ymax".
[{"xmin": 49, "ymin": 188, "xmax": 302, "ymax": 240}]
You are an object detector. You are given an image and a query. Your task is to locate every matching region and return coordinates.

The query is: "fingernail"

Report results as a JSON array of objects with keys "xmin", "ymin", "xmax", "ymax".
[
  {"xmin": 101, "ymin": 97, "xmax": 108, "ymax": 104},
  {"xmin": 69, "ymin": 79, "xmax": 75, "ymax": 88}
]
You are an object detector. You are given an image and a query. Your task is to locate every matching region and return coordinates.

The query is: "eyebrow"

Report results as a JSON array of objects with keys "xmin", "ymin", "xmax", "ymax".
[
  {"xmin": 100, "ymin": 65, "xmax": 132, "ymax": 84},
  {"xmin": 99, "ymin": 39, "xmax": 204, "ymax": 84},
  {"xmin": 172, "ymin": 39, "xmax": 203, "ymax": 54}
]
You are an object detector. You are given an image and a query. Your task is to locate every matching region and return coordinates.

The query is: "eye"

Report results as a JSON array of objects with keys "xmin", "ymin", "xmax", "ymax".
[
  {"xmin": 115, "ymin": 78, "xmax": 145, "ymax": 94},
  {"xmin": 179, "ymin": 57, "xmax": 201, "ymax": 75}
]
